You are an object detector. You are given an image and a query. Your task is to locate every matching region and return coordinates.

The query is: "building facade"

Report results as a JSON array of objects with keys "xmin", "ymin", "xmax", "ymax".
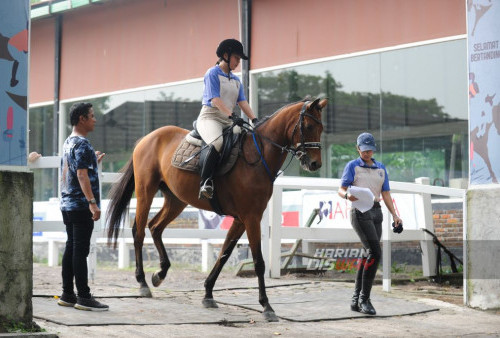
[{"xmin": 29, "ymin": 0, "xmax": 467, "ymax": 200}]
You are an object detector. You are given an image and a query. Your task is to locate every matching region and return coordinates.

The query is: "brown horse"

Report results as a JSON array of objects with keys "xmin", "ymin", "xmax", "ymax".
[{"xmin": 106, "ymin": 98, "xmax": 327, "ymax": 321}]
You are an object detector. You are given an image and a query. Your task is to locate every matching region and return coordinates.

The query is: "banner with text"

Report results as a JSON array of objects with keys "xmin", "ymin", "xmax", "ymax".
[{"xmin": 468, "ymin": 0, "xmax": 500, "ymax": 184}]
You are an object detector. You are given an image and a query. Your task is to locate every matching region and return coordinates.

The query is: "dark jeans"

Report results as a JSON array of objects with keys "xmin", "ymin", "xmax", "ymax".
[
  {"xmin": 61, "ymin": 209, "xmax": 94, "ymax": 298},
  {"xmin": 350, "ymin": 204, "xmax": 383, "ymax": 301}
]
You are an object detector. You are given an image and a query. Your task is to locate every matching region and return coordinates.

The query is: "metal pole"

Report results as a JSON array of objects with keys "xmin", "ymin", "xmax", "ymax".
[
  {"xmin": 241, "ymin": 0, "xmax": 252, "ymax": 117},
  {"xmin": 53, "ymin": 15, "xmax": 62, "ymax": 197}
]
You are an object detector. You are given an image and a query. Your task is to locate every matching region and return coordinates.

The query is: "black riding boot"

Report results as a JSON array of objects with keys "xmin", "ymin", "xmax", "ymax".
[
  {"xmin": 351, "ymin": 259, "xmax": 363, "ymax": 312},
  {"xmin": 199, "ymin": 145, "xmax": 220, "ymax": 200},
  {"xmin": 359, "ymin": 249, "xmax": 380, "ymax": 315}
]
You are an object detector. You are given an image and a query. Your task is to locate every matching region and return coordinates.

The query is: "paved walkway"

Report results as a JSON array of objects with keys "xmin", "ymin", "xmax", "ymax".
[{"xmin": 31, "ymin": 264, "xmax": 500, "ymax": 337}]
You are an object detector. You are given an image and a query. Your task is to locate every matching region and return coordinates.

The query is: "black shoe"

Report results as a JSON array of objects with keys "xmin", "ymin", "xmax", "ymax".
[
  {"xmin": 359, "ymin": 299, "xmax": 376, "ymax": 315},
  {"xmin": 57, "ymin": 292, "xmax": 77, "ymax": 307},
  {"xmin": 350, "ymin": 295, "xmax": 360, "ymax": 312},
  {"xmin": 74, "ymin": 296, "xmax": 109, "ymax": 312}
]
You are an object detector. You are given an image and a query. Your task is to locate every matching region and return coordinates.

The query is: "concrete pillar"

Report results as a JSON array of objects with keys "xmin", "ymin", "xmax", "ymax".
[
  {"xmin": 465, "ymin": 185, "xmax": 500, "ymax": 309},
  {"xmin": 0, "ymin": 171, "xmax": 33, "ymax": 329}
]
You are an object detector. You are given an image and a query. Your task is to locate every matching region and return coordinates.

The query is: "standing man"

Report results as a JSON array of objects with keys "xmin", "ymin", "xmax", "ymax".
[{"xmin": 58, "ymin": 102, "xmax": 108, "ymax": 311}]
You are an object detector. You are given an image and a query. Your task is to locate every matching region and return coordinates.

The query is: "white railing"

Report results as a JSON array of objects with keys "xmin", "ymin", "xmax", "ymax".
[
  {"xmin": 267, "ymin": 176, "xmax": 465, "ymax": 291},
  {"xmin": 30, "ymin": 156, "xmax": 244, "ymax": 280},
  {"xmin": 29, "ymin": 156, "xmax": 466, "ymax": 291}
]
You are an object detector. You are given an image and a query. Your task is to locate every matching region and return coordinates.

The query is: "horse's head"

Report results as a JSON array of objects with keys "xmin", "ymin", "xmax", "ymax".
[{"xmin": 289, "ymin": 98, "xmax": 327, "ymax": 172}]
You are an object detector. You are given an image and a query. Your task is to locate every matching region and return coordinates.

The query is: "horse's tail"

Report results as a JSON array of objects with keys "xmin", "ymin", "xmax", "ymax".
[{"xmin": 106, "ymin": 158, "xmax": 135, "ymax": 248}]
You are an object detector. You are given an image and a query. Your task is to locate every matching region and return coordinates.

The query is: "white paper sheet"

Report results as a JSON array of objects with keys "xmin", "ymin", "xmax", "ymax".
[{"xmin": 348, "ymin": 186, "xmax": 375, "ymax": 212}]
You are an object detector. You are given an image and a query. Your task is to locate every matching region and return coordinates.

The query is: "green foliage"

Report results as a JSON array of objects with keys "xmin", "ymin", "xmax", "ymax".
[
  {"xmin": 381, "ymin": 149, "xmax": 445, "ymax": 182},
  {"xmin": 330, "ymin": 144, "xmax": 358, "ymax": 178},
  {"xmin": 441, "ymin": 264, "xmax": 463, "ymax": 275},
  {"xmin": 391, "ymin": 262, "xmax": 407, "ymax": 274},
  {"xmin": 1, "ymin": 320, "xmax": 44, "ymax": 333},
  {"xmin": 32, "ymin": 255, "xmax": 48, "ymax": 264}
]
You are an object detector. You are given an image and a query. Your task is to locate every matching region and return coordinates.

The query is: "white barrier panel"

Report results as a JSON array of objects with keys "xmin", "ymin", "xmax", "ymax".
[{"xmin": 30, "ymin": 157, "xmax": 465, "ymax": 292}]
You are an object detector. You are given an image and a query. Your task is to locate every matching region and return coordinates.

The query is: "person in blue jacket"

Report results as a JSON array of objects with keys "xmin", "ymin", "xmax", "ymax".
[
  {"xmin": 196, "ymin": 38, "xmax": 258, "ymax": 199},
  {"xmin": 338, "ymin": 132, "xmax": 403, "ymax": 315}
]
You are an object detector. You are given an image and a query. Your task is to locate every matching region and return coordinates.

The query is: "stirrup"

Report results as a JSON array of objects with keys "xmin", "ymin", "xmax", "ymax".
[{"xmin": 199, "ymin": 180, "xmax": 214, "ymax": 199}]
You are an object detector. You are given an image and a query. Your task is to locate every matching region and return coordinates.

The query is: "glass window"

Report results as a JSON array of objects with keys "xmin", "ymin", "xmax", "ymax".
[
  {"xmin": 253, "ymin": 39, "xmax": 468, "ymax": 187},
  {"xmin": 60, "ymin": 82, "xmax": 204, "ymax": 197},
  {"xmin": 29, "ymin": 105, "xmax": 58, "ymax": 201},
  {"xmin": 380, "ymin": 40, "xmax": 468, "ymax": 187},
  {"xmin": 61, "ymin": 82, "xmax": 204, "ymax": 173}
]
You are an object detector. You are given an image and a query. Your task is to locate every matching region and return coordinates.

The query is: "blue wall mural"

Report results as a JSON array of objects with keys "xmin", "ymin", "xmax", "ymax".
[{"xmin": 0, "ymin": 0, "xmax": 29, "ymax": 166}]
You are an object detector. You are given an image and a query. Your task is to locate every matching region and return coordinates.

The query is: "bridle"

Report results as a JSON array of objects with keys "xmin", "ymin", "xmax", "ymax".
[
  {"xmin": 247, "ymin": 100, "xmax": 323, "ymax": 181},
  {"xmin": 288, "ymin": 101, "xmax": 323, "ymax": 161}
]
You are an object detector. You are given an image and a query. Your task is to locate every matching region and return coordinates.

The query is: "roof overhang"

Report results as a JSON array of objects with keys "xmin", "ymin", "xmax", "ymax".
[{"xmin": 31, "ymin": 0, "xmax": 108, "ymax": 20}]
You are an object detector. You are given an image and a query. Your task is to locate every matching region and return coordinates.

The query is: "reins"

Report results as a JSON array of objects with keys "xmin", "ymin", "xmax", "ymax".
[{"xmin": 242, "ymin": 100, "xmax": 323, "ymax": 182}]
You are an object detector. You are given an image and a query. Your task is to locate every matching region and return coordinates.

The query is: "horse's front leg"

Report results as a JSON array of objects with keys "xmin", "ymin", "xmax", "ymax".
[
  {"xmin": 203, "ymin": 219, "xmax": 246, "ymax": 308},
  {"xmin": 150, "ymin": 227, "xmax": 171, "ymax": 288},
  {"xmin": 246, "ymin": 222, "xmax": 279, "ymax": 322},
  {"xmin": 132, "ymin": 222, "xmax": 152, "ymax": 297}
]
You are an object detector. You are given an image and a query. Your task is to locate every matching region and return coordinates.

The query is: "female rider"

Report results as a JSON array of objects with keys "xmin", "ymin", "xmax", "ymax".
[{"xmin": 197, "ymin": 39, "xmax": 258, "ymax": 199}]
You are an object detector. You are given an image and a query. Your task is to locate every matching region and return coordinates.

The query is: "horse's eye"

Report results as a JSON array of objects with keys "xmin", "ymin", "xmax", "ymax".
[{"xmin": 305, "ymin": 124, "xmax": 314, "ymax": 132}]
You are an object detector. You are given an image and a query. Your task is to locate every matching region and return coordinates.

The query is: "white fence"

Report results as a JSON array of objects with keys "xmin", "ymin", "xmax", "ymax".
[
  {"xmin": 267, "ymin": 176, "xmax": 465, "ymax": 291},
  {"xmin": 29, "ymin": 156, "xmax": 465, "ymax": 291}
]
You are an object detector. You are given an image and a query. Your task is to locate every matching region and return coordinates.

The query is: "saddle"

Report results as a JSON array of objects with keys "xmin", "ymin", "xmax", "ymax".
[{"xmin": 171, "ymin": 122, "xmax": 243, "ymax": 176}]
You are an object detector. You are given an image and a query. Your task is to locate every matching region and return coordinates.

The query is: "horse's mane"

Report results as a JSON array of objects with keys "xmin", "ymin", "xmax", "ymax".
[{"xmin": 254, "ymin": 97, "xmax": 314, "ymax": 129}]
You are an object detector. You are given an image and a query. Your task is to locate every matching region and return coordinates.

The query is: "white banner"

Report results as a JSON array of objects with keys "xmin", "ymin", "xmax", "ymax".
[{"xmin": 300, "ymin": 191, "xmax": 423, "ymax": 230}]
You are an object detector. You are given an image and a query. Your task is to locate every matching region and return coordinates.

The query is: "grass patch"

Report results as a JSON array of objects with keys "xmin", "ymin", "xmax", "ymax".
[{"xmin": 1, "ymin": 321, "xmax": 45, "ymax": 334}]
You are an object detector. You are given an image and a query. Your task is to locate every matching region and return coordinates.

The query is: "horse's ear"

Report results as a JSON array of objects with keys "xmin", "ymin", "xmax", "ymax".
[
  {"xmin": 309, "ymin": 97, "xmax": 327, "ymax": 110},
  {"xmin": 308, "ymin": 98, "xmax": 321, "ymax": 110}
]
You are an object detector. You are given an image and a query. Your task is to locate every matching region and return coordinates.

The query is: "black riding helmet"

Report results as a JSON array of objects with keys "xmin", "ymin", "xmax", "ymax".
[{"xmin": 216, "ymin": 39, "xmax": 248, "ymax": 62}]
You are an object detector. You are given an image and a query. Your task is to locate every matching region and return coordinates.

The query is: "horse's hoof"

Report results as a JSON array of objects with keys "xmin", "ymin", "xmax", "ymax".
[
  {"xmin": 139, "ymin": 287, "xmax": 153, "ymax": 298},
  {"xmin": 152, "ymin": 271, "xmax": 164, "ymax": 287},
  {"xmin": 263, "ymin": 310, "xmax": 279, "ymax": 322},
  {"xmin": 202, "ymin": 298, "xmax": 219, "ymax": 308}
]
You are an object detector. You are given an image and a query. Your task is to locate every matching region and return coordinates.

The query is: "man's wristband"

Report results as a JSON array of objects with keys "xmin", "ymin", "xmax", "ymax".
[
  {"xmin": 344, "ymin": 193, "xmax": 348, "ymax": 200},
  {"xmin": 88, "ymin": 198, "xmax": 97, "ymax": 205}
]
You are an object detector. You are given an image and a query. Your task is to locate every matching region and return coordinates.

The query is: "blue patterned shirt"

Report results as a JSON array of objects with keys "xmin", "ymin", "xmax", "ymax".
[{"xmin": 60, "ymin": 136, "xmax": 100, "ymax": 211}]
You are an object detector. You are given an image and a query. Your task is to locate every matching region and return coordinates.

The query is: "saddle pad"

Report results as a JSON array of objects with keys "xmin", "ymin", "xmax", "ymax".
[{"xmin": 171, "ymin": 137, "xmax": 239, "ymax": 176}]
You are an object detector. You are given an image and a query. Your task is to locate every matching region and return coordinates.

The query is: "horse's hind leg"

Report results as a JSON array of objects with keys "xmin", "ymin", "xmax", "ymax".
[
  {"xmin": 133, "ymin": 175, "xmax": 157, "ymax": 297},
  {"xmin": 202, "ymin": 218, "xmax": 246, "ymax": 308},
  {"xmin": 149, "ymin": 186, "xmax": 187, "ymax": 287},
  {"xmin": 132, "ymin": 220, "xmax": 152, "ymax": 297}
]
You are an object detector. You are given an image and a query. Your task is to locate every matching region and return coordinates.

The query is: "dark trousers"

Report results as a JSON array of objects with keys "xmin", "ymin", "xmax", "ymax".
[
  {"xmin": 61, "ymin": 209, "xmax": 94, "ymax": 298},
  {"xmin": 350, "ymin": 204, "xmax": 383, "ymax": 300}
]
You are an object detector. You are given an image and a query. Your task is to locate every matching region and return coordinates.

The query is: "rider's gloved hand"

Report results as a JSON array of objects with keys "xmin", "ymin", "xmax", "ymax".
[
  {"xmin": 251, "ymin": 118, "xmax": 259, "ymax": 126},
  {"xmin": 230, "ymin": 113, "xmax": 245, "ymax": 127}
]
